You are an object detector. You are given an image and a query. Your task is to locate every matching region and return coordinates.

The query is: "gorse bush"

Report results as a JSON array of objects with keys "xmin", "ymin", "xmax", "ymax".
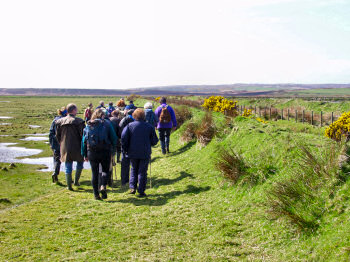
[
  {"xmin": 267, "ymin": 142, "xmax": 344, "ymax": 231},
  {"xmin": 195, "ymin": 112, "xmax": 216, "ymax": 146},
  {"xmin": 325, "ymin": 111, "xmax": 350, "ymax": 141},
  {"xmin": 202, "ymin": 96, "xmax": 239, "ymax": 116},
  {"xmin": 215, "ymin": 148, "xmax": 247, "ymax": 184},
  {"xmin": 173, "ymin": 106, "xmax": 193, "ymax": 128},
  {"xmin": 242, "ymin": 108, "xmax": 253, "ymax": 117}
]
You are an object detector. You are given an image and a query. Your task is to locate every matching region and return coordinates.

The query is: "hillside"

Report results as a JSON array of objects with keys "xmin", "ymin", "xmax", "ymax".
[{"xmin": 0, "ymin": 97, "xmax": 350, "ymax": 261}]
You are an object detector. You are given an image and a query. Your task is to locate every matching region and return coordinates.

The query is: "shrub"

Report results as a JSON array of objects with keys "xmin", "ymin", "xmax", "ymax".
[
  {"xmin": 242, "ymin": 108, "xmax": 252, "ymax": 117},
  {"xmin": 202, "ymin": 96, "xmax": 239, "ymax": 116},
  {"xmin": 195, "ymin": 112, "xmax": 216, "ymax": 146},
  {"xmin": 215, "ymin": 148, "xmax": 247, "ymax": 184},
  {"xmin": 180, "ymin": 121, "xmax": 198, "ymax": 143},
  {"xmin": 325, "ymin": 111, "xmax": 350, "ymax": 141},
  {"xmin": 174, "ymin": 106, "xmax": 192, "ymax": 128},
  {"xmin": 266, "ymin": 142, "xmax": 343, "ymax": 231}
]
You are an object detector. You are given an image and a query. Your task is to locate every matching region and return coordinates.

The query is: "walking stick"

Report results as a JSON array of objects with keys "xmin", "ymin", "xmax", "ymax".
[{"xmin": 149, "ymin": 156, "xmax": 152, "ymax": 188}]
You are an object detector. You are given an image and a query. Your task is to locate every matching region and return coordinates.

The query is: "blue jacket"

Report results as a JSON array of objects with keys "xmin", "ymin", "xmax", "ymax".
[
  {"xmin": 155, "ymin": 103, "xmax": 177, "ymax": 129},
  {"xmin": 81, "ymin": 119, "xmax": 118, "ymax": 157},
  {"xmin": 49, "ymin": 116, "xmax": 62, "ymax": 151},
  {"xmin": 145, "ymin": 109, "xmax": 158, "ymax": 127},
  {"xmin": 125, "ymin": 103, "xmax": 137, "ymax": 110},
  {"xmin": 121, "ymin": 120, "xmax": 159, "ymax": 159}
]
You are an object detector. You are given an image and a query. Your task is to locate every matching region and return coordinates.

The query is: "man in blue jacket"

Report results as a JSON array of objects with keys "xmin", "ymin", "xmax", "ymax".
[{"xmin": 121, "ymin": 109, "xmax": 159, "ymax": 197}]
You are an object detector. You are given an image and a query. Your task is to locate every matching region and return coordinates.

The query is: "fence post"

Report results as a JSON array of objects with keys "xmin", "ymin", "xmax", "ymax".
[
  {"xmin": 311, "ymin": 111, "xmax": 314, "ymax": 125},
  {"xmin": 281, "ymin": 108, "xmax": 283, "ymax": 120},
  {"xmin": 302, "ymin": 110, "xmax": 304, "ymax": 123},
  {"xmin": 265, "ymin": 107, "xmax": 267, "ymax": 118},
  {"xmin": 269, "ymin": 107, "xmax": 272, "ymax": 120},
  {"xmin": 287, "ymin": 109, "xmax": 290, "ymax": 121},
  {"xmin": 240, "ymin": 105, "xmax": 243, "ymax": 115},
  {"xmin": 259, "ymin": 107, "xmax": 261, "ymax": 117},
  {"xmin": 254, "ymin": 106, "xmax": 257, "ymax": 116},
  {"xmin": 295, "ymin": 110, "xmax": 298, "ymax": 123},
  {"xmin": 321, "ymin": 111, "xmax": 323, "ymax": 127},
  {"xmin": 331, "ymin": 112, "xmax": 334, "ymax": 123}
]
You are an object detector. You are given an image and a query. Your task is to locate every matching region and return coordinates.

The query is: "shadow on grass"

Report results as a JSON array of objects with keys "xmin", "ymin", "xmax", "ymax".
[
  {"xmin": 151, "ymin": 171, "xmax": 194, "ymax": 188},
  {"xmin": 169, "ymin": 141, "xmax": 196, "ymax": 156},
  {"xmin": 109, "ymin": 185, "xmax": 211, "ymax": 206}
]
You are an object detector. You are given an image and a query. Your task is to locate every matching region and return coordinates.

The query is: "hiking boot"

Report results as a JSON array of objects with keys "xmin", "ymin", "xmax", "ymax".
[
  {"xmin": 137, "ymin": 193, "xmax": 147, "ymax": 198},
  {"xmin": 94, "ymin": 195, "xmax": 102, "ymax": 201},
  {"xmin": 162, "ymin": 149, "xmax": 166, "ymax": 155},
  {"xmin": 129, "ymin": 189, "xmax": 136, "ymax": 194},
  {"xmin": 166, "ymin": 147, "xmax": 170, "ymax": 154},
  {"xmin": 52, "ymin": 173, "xmax": 58, "ymax": 183},
  {"xmin": 74, "ymin": 169, "xmax": 82, "ymax": 186},
  {"xmin": 65, "ymin": 173, "xmax": 73, "ymax": 191},
  {"xmin": 100, "ymin": 186, "xmax": 107, "ymax": 199}
]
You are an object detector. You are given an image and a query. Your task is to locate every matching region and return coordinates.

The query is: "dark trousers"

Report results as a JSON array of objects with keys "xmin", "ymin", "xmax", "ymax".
[
  {"xmin": 88, "ymin": 150, "xmax": 111, "ymax": 197},
  {"xmin": 53, "ymin": 150, "xmax": 61, "ymax": 175},
  {"xmin": 130, "ymin": 159, "xmax": 149, "ymax": 194},
  {"xmin": 120, "ymin": 152, "xmax": 130, "ymax": 185},
  {"xmin": 158, "ymin": 128, "xmax": 171, "ymax": 152},
  {"xmin": 116, "ymin": 141, "xmax": 122, "ymax": 162}
]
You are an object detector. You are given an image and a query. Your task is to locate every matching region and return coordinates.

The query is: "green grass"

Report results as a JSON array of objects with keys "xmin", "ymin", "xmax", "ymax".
[{"xmin": 0, "ymin": 97, "xmax": 350, "ymax": 261}]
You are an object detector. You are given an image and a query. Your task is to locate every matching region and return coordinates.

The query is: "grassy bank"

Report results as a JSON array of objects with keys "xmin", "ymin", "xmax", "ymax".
[{"xmin": 0, "ymin": 97, "xmax": 349, "ymax": 261}]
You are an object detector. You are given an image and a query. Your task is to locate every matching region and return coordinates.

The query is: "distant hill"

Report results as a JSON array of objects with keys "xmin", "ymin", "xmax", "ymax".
[{"xmin": 0, "ymin": 84, "xmax": 349, "ymax": 97}]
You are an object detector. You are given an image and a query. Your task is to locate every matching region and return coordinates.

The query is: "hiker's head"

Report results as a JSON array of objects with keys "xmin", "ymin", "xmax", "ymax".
[
  {"xmin": 99, "ymin": 101, "xmax": 104, "ymax": 107},
  {"xmin": 109, "ymin": 102, "xmax": 113, "ymax": 107},
  {"xmin": 132, "ymin": 108, "xmax": 145, "ymax": 121},
  {"xmin": 117, "ymin": 99, "xmax": 126, "ymax": 107},
  {"xmin": 129, "ymin": 100, "xmax": 134, "ymax": 104},
  {"xmin": 91, "ymin": 108, "xmax": 105, "ymax": 120},
  {"xmin": 111, "ymin": 109, "xmax": 121, "ymax": 118},
  {"xmin": 88, "ymin": 103, "xmax": 93, "ymax": 109},
  {"xmin": 67, "ymin": 103, "xmax": 78, "ymax": 116},
  {"xmin": 160, "ymin": 97, "xmax": 167, "ymax": 104},
  {"xmin": 58, "ymin": 107, "xmax": 67, "ymax": 117},
  {"xmin": 144, "ymin": 102, "xmax": 153, "ymax": 109}
]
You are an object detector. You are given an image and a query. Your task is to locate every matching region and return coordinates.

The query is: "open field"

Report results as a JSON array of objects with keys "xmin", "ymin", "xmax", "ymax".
[{"xmin": 0, "ymin": 96, "xmax": 350, "ymax": 261}]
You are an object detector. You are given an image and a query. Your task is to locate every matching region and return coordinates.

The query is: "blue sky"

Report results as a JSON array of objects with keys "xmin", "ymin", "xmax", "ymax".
[{"xmin": 0, "ymin": 0, "xmax": 349, "ymax": 89}]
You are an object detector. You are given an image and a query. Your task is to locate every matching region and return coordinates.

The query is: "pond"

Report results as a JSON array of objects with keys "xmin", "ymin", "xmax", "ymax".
[
  {"xmin": 0, "ymin": 143, "xmax": 90, "ymax": 172},
  {"xmin": 20, "ymin": 136, "xmax": 49, "ymax": 141}
]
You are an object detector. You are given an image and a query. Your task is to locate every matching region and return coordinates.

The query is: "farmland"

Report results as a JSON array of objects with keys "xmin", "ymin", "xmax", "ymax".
[{"xmin": 0, "ymin": 96, "xmax": 350, "ymax": 261}]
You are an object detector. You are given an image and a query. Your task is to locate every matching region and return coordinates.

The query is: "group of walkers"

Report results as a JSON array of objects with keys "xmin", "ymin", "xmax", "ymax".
[{"xmin": 49, "ymin": 97, "xmax": 177, "ymax": 200}]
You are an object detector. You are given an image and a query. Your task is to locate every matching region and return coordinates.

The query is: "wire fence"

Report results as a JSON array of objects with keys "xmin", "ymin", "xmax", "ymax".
[{"xmin": 238, "ymin": 105, "xmax": 341, "ymax": 127}]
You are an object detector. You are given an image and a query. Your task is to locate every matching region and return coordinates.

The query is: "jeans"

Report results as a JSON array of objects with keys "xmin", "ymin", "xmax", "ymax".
[
  {"xmin": 130, "ymin": 159, "xmax": 150, "ymax": 194},
  {"xmin": 53, "ymin": 150, "xmax": 61, "ymax": 175},
  {"xmin": 121, "ymin": 152, "xmax": 130, "ymax": 185},
  {"xmin": 158, "ymin": 128, "xmax": 171, "ymax": 152},
  {"xmin": 88, "ymin": 150, "xmax": 111, "ymax": 197},
  {"xmin": 65, "ymin": 161, "xmax": 84, "ymax": 175}
]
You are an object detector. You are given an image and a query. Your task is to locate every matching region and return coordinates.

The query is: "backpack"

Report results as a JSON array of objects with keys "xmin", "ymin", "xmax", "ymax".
[
  {"xmin": 145, "ymin": 110, "xmax": 156, "ymax": 127},
  {"xmin": 84, "ymin": 108, "xmax": 92, "ymax": 120},
  {"xmin": 159, "ymin": 105, "xmax": 172, "ymax": 124},
  {"xmin": 85, "ymin": 120, "xmax": 110, "ymax": 151}
]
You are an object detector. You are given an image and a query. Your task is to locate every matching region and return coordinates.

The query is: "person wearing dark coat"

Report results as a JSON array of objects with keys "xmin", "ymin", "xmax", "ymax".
[
  {"xmin": 110, "ymin": 109, "xmax": 123, "ymax": 163},
  {"xmin": 121, "ymin": 109, "xmax": 159, "ymax": 197},
  {"xmin": 119, "ymin": 109, "xmax": 135, "ymax": 185},
  {"xmin": 55, "ymin": 104, "xmax": 85, "ymax": 190},
  {"xmin": 49, "ymin": 107, "xmax": 67, "ymax": 183}
]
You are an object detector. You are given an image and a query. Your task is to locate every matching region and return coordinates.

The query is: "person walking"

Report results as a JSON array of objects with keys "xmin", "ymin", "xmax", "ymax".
[
  {"xmin": 82, "ymin": 109, "xmax": 117, "ymax": 200},
  {"xmin": 121, "ymin": 109, "xmax": 158, "ymax": 197},
  {"xmin": 96, "ymin": 101, "xmax": 105, "ymax": 110},
  {"xmin": 107, "ymin": 102, "xmax": 116, "ymax": 117},
  {"xmin": 55, "ymin": 104, "xmax": 85, "ymax": 190},
  {"xmin": 84, "ymin": 103, "xmax": 93, "ymax": 123},
  {"xmin": 154, "ymin": 97, "xmax": 177, "ymax": 154},
  {"xmin": 116, "ymin": 98, "xmax": 126, "ymax": 111},
  {"xmin": 49, "ymin": 106, "xmax": 67, "ymax": 183},
  {"xmin": 125, "ymin": 100, "xmax": 137, "ymax": 110},
  {"xmin": 144, "ymin": 102, "xmax": 158, "ymax": 128},
  {"xmin": 110, "ymin": 109, "xmax": 123, "ymax": 163},
  {"xmin": 119, "ymin": 109, "xmax": 135, "ymax": 185}
]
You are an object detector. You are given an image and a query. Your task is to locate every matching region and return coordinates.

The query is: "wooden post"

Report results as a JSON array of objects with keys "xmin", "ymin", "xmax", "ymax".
[
  {"xmin": 240, "ymin": 105, "xmax": 243, "ymax": 115},
  {"xmin": 259, "ymin": 107, "xmax": 261, "ymax": 117},
  {"xmin": 269, "ymin": 107, "xmax": 272, "ymax": 120},
  {"xmin": 287, "ymin": 109, "xmax": 290, "ymax": 121},
  {"xmin": 311, "ymin": 111, "xmax": 314, "ymax": 125},
  {"xmin": 281, "ymin": 108, "xmax": 284, "ymax": 120},
  {"xmin": 254, "ymin": 106, "xmax": 257, "ymax": 116},
  {"xmin": 321, "ymin": 111, "xmax": 323, "ymax": 127},
  {"xmin": 302, "ymin": 110, "xmax": 304, "ymax": 123},
  {"xmin": 331, "ymin": 112, "xmax": 334, "ymax": 123},
  {"xmin": 295, "ymin": 110, "xmax": 298, "ymax": 122},
  {"xmin": 265, "ymin": 107, "xmax": 267, "ymax": 118}
]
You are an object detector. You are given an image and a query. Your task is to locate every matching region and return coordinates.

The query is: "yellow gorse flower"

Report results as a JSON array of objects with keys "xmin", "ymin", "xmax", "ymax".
[
  {"xmin": 325, "ymin": 111, "xmax": 350, "ymax": 141},
  {"xmin": 242, "ymin": 108, "xmax": 252, "ymax": 117},
  {"xmin": 202, "ymin": 96, "xmax": 238, "ymax": 116}
]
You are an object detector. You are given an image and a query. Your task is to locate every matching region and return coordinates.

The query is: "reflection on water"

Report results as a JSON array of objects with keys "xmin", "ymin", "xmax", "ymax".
[
  {"xmin": 28, "ymin": 125, "xmax": 41, "ymax": 128},
  {"xmin": 0, "ymin": 143, "xmax": 90, "ymax": 172},
  {"xmin": 0, "ymin": 116, "xmax": 13, "ymax": 119},
  {"xmin": 20, "ymin": 136, "xmax": 49, "ymax": 141}
]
